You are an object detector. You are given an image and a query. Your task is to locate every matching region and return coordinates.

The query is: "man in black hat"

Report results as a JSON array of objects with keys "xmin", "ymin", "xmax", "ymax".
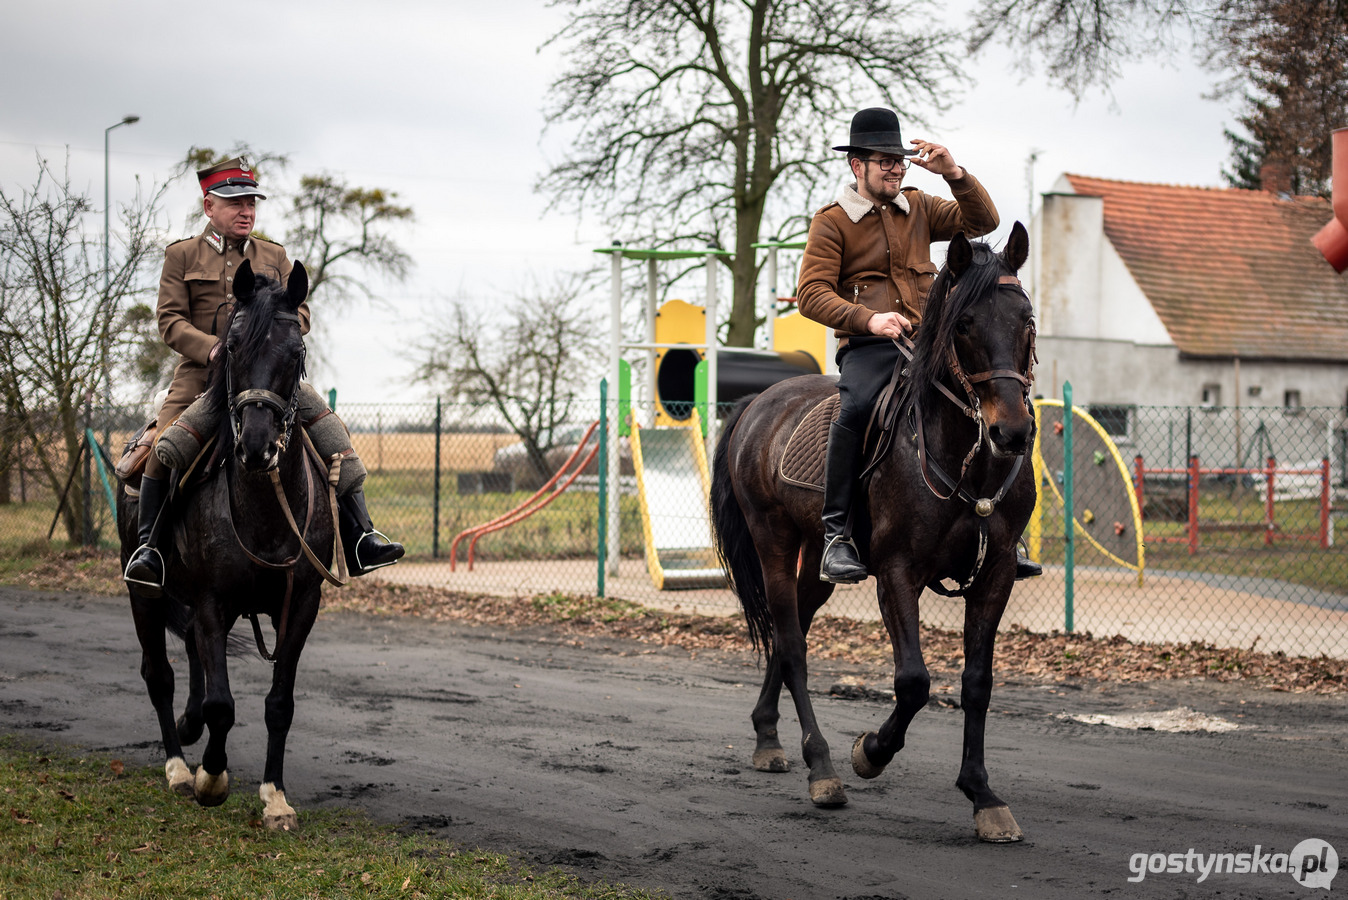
[
  {"xmin": 797, "ymin": 107, "xmax": 1039, "ymax": 583},
  {"xmin": 123, "ymin": 157, "xmax": 404, "ymax": 596}
]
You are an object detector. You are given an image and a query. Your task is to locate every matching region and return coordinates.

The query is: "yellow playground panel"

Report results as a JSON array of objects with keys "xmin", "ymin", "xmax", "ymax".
[{"xmin": 1029, "ymin": 400, "xmax": 1146, "ymax": 585}]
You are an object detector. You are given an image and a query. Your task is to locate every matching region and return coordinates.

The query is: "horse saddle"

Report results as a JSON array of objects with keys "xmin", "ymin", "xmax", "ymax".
[{"xmin": 778, "ymin": 376, "xmax": 904, "ymax": 491}]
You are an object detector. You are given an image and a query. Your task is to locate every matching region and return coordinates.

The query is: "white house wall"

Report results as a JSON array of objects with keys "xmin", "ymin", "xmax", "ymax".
[{"xmin": 1036, "ymin": 191, "xmax": 1169, "ymax": 344}]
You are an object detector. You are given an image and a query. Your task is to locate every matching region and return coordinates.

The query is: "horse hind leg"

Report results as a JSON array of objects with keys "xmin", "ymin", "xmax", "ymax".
[
  {"xmin": 175, "ymin": 620, "xmax": 205, "ymax": 747},
  {"xmin": 191, "ymin": 611, "xmax": 235, "ymax": 808},
  {"xmin": 128, "ymin": 596, "xmax": 195, "ymax": 799},
  {"xmin": 751, "ymin": 552, "xmax": 835, "ymax": 775}
]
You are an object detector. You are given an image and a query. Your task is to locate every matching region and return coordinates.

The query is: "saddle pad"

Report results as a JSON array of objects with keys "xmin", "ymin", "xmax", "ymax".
[{"xmin": 778, "ymin": 395, "xmax": 839, "ymax": 491}]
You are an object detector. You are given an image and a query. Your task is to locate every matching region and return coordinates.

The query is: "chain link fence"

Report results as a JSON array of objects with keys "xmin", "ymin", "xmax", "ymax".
[{"xmin": 3, "ymin": 398, "xmax": 1346, "ymax": 658}]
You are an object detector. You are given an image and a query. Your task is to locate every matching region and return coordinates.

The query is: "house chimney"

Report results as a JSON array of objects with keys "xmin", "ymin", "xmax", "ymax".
[
  {"xmin": 1260, "ymin": 158, "xmax": 1292, "ymax": 196},
  {"xmin": 1312, "ymin": 127, "xmax": 1348, "ymax": 272}
]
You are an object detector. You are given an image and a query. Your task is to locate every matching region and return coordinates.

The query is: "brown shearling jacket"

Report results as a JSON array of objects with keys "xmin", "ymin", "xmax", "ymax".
[
  {"xmin": 157, "ymin": 226, "xmax": 309, "ymax": 367},
  {"xmin": 797, "ymin": 171, "xmax": 999, "ymax": 346}
]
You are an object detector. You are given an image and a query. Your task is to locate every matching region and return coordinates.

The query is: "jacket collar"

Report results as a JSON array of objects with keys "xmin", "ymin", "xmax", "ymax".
[
  {"xmin": 199, "ymin": 225, "xmax": 250, "ymax": 256},
  {"xmin": 838, "ymin": 182, "xmax": 909, "ymax": 224}
]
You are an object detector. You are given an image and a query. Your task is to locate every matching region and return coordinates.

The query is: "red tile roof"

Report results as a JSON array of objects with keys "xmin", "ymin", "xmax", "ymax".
[{"xmin": 1062, "ymin": 173, "xmax": 1348, "ymax": 360}]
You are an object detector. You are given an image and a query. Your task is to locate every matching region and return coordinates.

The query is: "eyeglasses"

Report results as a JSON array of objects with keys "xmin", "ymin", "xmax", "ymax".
[{"xmin": 860, "ymin": 156, "xmax": 907, "ymax": 171}]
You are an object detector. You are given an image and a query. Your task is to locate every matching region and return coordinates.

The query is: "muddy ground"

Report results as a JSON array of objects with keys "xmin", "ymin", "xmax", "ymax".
[{"xmin": 1, "ymin": 586, "xmax": 1345, "ymax": 899}]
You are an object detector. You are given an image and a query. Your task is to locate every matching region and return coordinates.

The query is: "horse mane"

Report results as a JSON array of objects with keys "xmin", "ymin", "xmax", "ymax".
[
  {"xmin": 202, "ymin": 267, "xmax": 303, "ymax": 429},
  {"xmin": 897, "ymin": 242, "xmax": 1004, "ymax": 417}
]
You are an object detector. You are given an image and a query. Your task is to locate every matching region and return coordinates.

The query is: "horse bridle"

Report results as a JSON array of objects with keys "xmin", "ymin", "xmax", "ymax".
[
  {"xmin": 898, "ymin": 274, "xmax": 1037, "ymax": 508},
  {"xmin": 224, "ymin": 311, "xmax": 306, "ymax": 465}
]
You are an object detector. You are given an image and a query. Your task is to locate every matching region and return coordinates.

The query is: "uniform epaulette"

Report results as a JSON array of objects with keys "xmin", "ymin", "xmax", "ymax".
[
  {"xmin": 250, "ymin": 232, "xmax": 283, "ymax": 247},
  {"xmin": 165, "ymin": 236, "xmax": 192, "ymax": 249}
]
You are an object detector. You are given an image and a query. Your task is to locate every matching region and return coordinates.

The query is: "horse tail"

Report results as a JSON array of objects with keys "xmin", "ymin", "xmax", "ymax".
[{"xmin": 710, "ymin": 395, "xmax": 774, "ymax": 658}]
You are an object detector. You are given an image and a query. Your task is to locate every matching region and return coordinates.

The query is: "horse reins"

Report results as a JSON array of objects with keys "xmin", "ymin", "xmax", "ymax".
[
  {"xmin": 220, "ymin": 310, "xmax": 350, "ymax": 661},
  {"xmin": 894, "ymin": 273, "xmax": 1036, "ymax": 596}
]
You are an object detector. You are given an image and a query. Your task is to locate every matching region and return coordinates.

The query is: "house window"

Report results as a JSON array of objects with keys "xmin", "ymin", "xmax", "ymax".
[
  {"xmin": 1284, "ymin": 389, "xmax": 1302, "ymax": 414},
  {"xmin": 1088, "ymin": 404, "xmax": 1132, "ymax": 441},
  {"xmin": 1201, "ymin": 383, "xmax": 1221, "ymax": 409}
]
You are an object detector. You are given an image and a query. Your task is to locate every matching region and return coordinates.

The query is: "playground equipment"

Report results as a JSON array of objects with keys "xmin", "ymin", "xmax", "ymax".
[
  {"xmin": 629, "ymin": 409, "xmax": 726, "ymax": 589},
  {"xmin": 1030, "ymin": 399, "xmax": 1146, "ymax": 585},
  {"xmin": 1134, "ymin": 455, "xmax": 1332, "ymax": 554},
  {"xmin": 449, "ymin": 421, "xmax": 601, "ymax": 571},
  {"xmin": 595, "ymin": 242, "xmax": 827, "ymax": 587}
]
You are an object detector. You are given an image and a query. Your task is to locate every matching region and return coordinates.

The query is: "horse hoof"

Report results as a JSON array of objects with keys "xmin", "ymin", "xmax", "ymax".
[
  {"xmin": 850, "ymin": 733, "xmax": 886, "ymax": 779},
  {"xmin": 259, "ymin": 782, "xmax": 298, "ymax": 832},
  {"xmin": 808, "ymin": 777, "xmax": 848, "ymax": 808},
  {"xmin": 974, "ymin": 805, "xmax": 1024, "ymax": 843},
  {"xmin": 165, "ymin": 757, "xmax": 195, "ymax": 799},
  {"xmin": 752, "ymin": 748, "xmax": 790, "ymax": 773},
  {"xmin": 194, "ymin": 766, "xmax": 230, "ymax": 807}
]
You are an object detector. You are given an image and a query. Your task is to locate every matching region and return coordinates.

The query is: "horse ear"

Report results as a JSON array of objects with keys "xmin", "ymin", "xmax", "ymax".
[
  {"xmin": 947, "ymin": 232, "xmax": 973, "ymax": 278},
  {"xmin": 234, "ymin": 259, "xmax": 256, "ymax": 305},
  {"xmin": 285, "ymin": 262, "xmax": 309, "ymax": 312},
  {"xmin": 1002, "ymin": 221, "xmax": 1029, "ymax": 273}
]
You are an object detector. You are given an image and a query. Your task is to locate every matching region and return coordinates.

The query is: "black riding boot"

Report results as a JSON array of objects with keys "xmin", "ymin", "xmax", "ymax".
[
  {"xmin": 124, "ymin": 474, "xmax": 170, "ymax": 598},
  {"xmin": 820, "ymin": 422, "xmax": 867, "ymax": 584},
  {"xmin": 1015, "ymin": 552, "xmax": 1042, "ymax": 580},
  {"xmin": 338, "ymin": 489, "xmax": 405, "ymax": 576}
]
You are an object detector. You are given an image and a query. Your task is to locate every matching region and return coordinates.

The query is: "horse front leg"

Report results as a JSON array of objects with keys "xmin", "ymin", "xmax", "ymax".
[
  {"xmin": 192, "ymin": 607, "xmax": 235, "ymax": 807},
  {"xmin": 258, "ymin": 591, "xmax": 320, "ymax": 832},
  {"xmin": 850, "ymin": 572, "xmax": 929, "ymax": 780},
  {"xmin": 750, "ymin": 554, "xmax": 834, "ymax": 775},
  {"xmin": 128, "ymin": 595, "xmax": 195, "ymax": 799},
  {"xmin": 955, "ymin": 575, "xmax": 1023, "ymax": 843}
]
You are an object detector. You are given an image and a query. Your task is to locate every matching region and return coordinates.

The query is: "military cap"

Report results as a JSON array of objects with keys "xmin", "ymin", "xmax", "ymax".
[{"xmin": 197, "ymin": 157, "xmax": 267, "ymax": 199}]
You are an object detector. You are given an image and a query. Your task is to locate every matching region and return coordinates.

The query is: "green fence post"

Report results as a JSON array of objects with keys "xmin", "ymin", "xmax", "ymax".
[
  {"xmin": 1063, "ymin": 381, "xmax": 1075, "ymax": 633},
  {"xmin": 597, "ymin": 378, "xmax": 608, "ymax": 598},
  {"xmin": 327, "ymin": 388, "xmax": 337, "ymax": 412},
  {"xmin": 432, "ymin": 397, "xmax": 442, "ymax": 559},
  {"xmin": 85, "ymin": 428, "xmax": 117, "ymax": 529}
]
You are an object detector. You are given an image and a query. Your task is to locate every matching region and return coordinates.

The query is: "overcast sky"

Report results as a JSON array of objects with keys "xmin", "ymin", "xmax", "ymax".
[{"xmin": 2, "ymin": 0, "xmax": 1236, "ymax": 405}]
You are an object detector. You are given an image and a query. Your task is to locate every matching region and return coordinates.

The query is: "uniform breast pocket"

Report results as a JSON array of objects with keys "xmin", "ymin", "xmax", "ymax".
[{"xmin": 908, "ymin": 262, "xmax": 939, "ymax": 301}]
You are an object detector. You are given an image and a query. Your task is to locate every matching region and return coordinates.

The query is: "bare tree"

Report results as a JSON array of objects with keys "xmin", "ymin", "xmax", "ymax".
[
  {"xmin": 0, "ymin": 154, "xmax": 167, "ymax": 540},
  {"xmin": 541, "ymin": 0, "xmax": 967, "ymax": 347},
  {"xmin": 285, "ymin": 174, "xmax": 414, "ymax": 311},
  {"xmin": 1209, "ymin": 0, "xmax": 1348, "ymax": 197},
  {"xmin": 415, "ymin": 275, "xmax": 604, "ymax": 487}
]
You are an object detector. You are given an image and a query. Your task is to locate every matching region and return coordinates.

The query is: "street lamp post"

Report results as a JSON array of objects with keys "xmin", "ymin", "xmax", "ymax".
[{"xmin": 101, "ymin": 114, "xmax": 139, "ymax": 452}]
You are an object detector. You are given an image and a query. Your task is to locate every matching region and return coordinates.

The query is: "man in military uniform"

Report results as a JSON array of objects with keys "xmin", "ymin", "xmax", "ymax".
[
  {"xmin": 123, "ymin": 158, "xmax": 404, "ymax": 596},
  {"xmin": 797, "ymin": 107, "xmax": 1040, "ymax": 583}
]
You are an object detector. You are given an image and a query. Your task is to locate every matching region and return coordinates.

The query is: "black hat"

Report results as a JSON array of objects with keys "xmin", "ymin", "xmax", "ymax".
[
  {"xmin": 197, "ymin": 157, "xmax": 266, "ymax": 199},
  {"xmin": 832, "ymin": 108, "xmax": 916, "ymax": 157}
]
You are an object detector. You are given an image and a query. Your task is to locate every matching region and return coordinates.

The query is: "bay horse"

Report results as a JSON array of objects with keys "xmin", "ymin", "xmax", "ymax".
[
  {"xmin": 118, "ymin": 259, "xmax": 342, "ymax": 831},
  {"xmin": 710, "ymin": 223, "xmax": 1036, "ymax": 842}
]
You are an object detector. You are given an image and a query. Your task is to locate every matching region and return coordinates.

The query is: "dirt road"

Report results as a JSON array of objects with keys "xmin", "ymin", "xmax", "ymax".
[{"xmin": 1, "ymin": 586, "xmax": 1345, "ymax": 899}]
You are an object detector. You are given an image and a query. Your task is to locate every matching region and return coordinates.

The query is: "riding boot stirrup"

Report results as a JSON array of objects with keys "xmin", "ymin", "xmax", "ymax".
[
  {"xmin": 819, "ymin": 422, "xmax": 868, "ymax": 584},
  {"xmin": 124, "ymin": 474, "xmax": 171, "ymax": 599},
  {"xmin": 338, "ymin": 490, "xmax": 405, "ymax": 577}
]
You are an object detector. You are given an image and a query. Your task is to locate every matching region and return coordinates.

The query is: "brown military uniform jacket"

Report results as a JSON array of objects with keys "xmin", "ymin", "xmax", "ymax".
[
  {"xmin": 147, "ymin": 226, "xmax": 310, "ymax": 476},
  {"xmin": 797, "ymin": 170, "xmax": 999, "ymax": 347}
]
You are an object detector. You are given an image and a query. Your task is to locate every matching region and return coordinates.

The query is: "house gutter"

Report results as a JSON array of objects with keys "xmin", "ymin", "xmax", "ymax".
[{"xmin": 1311, "ymin": 127, "xmax": 1348, "ymax": 272}]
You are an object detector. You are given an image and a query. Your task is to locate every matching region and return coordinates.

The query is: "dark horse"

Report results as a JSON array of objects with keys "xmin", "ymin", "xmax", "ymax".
[
  {"xmin": 117, "ymin": 259, "xmax": 340, "ymax": 831},
  {"xmin": 711, "ymin": 223, "xmax": 1036, "ymax": 842}
]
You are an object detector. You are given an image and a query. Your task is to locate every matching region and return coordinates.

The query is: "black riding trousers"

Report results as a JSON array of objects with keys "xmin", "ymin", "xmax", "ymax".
[{"xmin": 835, "ymin": 337, "xmax": 904, "ymax": 434}]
